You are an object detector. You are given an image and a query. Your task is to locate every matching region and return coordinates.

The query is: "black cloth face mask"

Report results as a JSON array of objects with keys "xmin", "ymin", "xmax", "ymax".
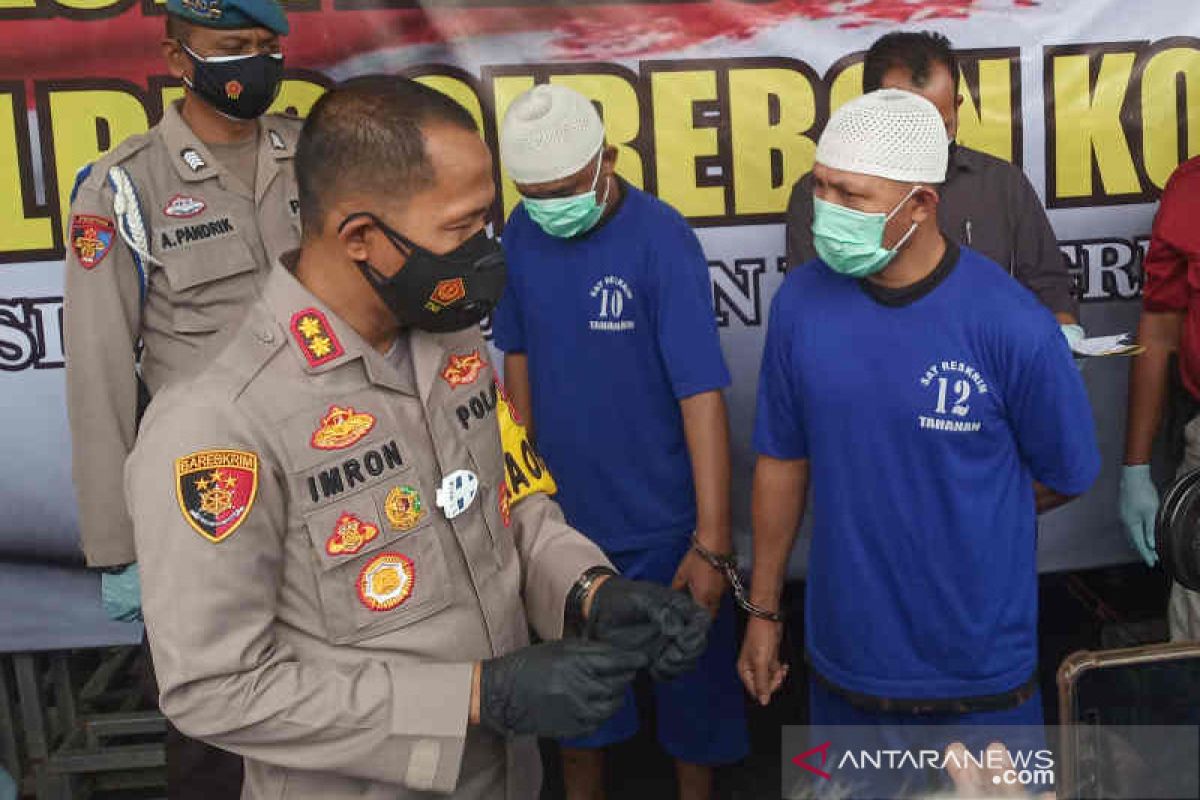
[
  {"xmin": 339, "ymin": 212, "xmax": 507, "ymax": 334},
  {"xmin": 181, "ymin": 43, "xmax": 283, "ymax": 121}
]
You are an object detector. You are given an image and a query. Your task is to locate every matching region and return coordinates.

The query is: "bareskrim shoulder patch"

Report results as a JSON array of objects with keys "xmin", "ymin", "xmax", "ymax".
[
  {"xmin": 175, "ymin": 449, "xmax": 259, "ymax": 543},
  {"xmin": 290, "ymin": 308, "xmax": 344, "ymax": 368}
]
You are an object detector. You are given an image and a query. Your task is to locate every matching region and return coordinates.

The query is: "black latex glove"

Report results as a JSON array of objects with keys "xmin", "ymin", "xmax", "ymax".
[
  {"xmin": 479, "ymin": 639, "xmax": 645, "ymax": 739},
  {"xmin": 586, "ymin": 576, "xmax": 710, "ymax": 681}
]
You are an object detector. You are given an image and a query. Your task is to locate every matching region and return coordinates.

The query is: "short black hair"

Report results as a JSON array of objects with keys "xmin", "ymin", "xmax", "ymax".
[
  {"xmin": 863, "ymin": 31, "xmax": 958, "ymax": 93},
  {"xmin": 295, "ymin": 75, "xmax": 479, "ymax": 235}
]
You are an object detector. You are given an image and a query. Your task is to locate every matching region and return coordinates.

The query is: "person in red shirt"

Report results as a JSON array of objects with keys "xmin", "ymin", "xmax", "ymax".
[{"xmin": 1120, "ymin": 155, "xmax": 1200, "ymax": 641}]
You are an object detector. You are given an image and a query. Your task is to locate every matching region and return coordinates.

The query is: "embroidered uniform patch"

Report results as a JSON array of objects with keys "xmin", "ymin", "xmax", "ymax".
[
  {"xmin": 225, "ymin": 80, "xmax": 243, "ymax": 101},
  {"xmin": 175, "ymin": 449, "xmax": 259, "ymax": 543},
  {"xmin": 290, "ymin": 308, "xmax": 344, "ymax": 368},
  {"xmin": 384, "ymin": 485, "xmax": 425, "ymax": 531},
  {"xmin": 326, "ymin": 512, "xmax": 380, "ymax": 556},
  {"xmin": 357, "ymin": 552, "xmax": 415, "ymax": 611},
  {"xmin": 310, "ymin": 405, "xmax": 376, "ymax": 450},
  {"xmin": 70, "ymin": 214, "xmax": 115, "ymax": 269},
  {"xmin": 436, "ymin": 470, "xmax": 478, "ymax": 520},
  {"xmin": 497, "ymin": 380, "xmax": 557, "ymax": 508},
  {"xmin": 163, "ymin": 194, "xmax": 206, "ymax": 219},
  {"xmin": 426, "ymin": 278, "xmax": 467, "ymax": 312},
  {"xmin": 441, "ymin": 350, "xmax": 486, "ymax": 388}
]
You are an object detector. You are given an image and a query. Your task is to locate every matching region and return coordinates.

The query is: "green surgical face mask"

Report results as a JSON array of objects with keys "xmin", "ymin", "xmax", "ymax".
[
  {"xmin": 522, "ymin": 151, "xmax": 610, "ymax": 239},
  {"xmin": 811, "ymin": 187, "xmax": 920, "ymax": 278}
]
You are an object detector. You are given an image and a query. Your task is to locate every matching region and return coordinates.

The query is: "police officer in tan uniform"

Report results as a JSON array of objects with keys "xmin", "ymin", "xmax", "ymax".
[
  {"xmin": 64, "ymin": 0, "xmax": 298, "ymax": 581},
  {"xmin": 64, "ymin": 0, "xmax": 297, "ymax": 794},
  {"xmin": 127, "ymin": 76, "xmax": 711, "ymax": 798}
]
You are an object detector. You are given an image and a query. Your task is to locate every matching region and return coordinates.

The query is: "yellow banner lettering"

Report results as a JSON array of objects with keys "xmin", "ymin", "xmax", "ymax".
[
  {"xmin": 728, "ymin": 66, "xmax": 817, "ymax": 216},
  {"xmin": 1140, "ymin": 46, "xmax": 1200, "ymax": 190},
  {"xmin": 650, "ymin": 69, "xmax": 723, "ymax": 218},
  {"xmin": 957, "ymin": 58, "xmax": 1015, "ymax": 162},
  {"xmin": 1052, "ymin": 50, "xmax": 1140, "ymax": 201},
  {"xmin": 829, "ymin": 60, "xmax": 864, "ymax": 115},
  {"xmin": 0, "ymin": 92, "xmax": 54, "ymax": 256}
]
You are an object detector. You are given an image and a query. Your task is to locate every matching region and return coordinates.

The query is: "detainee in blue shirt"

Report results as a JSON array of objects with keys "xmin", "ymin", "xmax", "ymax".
[
  {"xmin": 739, "ymin": 90, "xmax": 1100, "ymax": 750},
  {"xmin": 493, "ymin": 85, "xmax": 749, "ymax": 800}
]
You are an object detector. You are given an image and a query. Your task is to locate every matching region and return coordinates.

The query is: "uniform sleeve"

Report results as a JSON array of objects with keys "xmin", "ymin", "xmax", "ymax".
[
  {"xmin": 1007, "ymin": 169, "xmax": 1078, "ymax": 318},
  {"xmin": 1004, "ymin": 327, "xmax": 1101, "ymax": 496},
  {"xmin": 785, "ymin": 173, "xmax": 817, "ymax": 270},
  {"xmin": 752, "ymin": 285, "xmax": 807, "ymax": 460},
  {"xmin": 510, "ymin": 494, "xmax": 611, "ymax": 640},
  {"xmin": 65, "ymin": 180, "xmax": 145, "ymax": 566},
  {"xmin": 128, "ymin": 398, "xmax": 474, "ymax": 793},
  {"xmin": 651, "ymin": 216, "xmax": 731, "ymax": 400},
  {"xmin": 1142, "ymin": 168, "xmax": 1197, "ymax": 313}
]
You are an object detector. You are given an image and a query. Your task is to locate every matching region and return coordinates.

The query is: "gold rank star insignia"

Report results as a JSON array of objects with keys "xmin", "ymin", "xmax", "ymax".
[
  {"xmin": 297, "ymin": 316, "xmax": 321, "ymax": 338},
  {"xmin": 310, "ymin": 336, "xmax": 333, "ymax": 358},
  {"xmin": 289, "ymin": 307, "xmax": 345, "ymax": 368}
]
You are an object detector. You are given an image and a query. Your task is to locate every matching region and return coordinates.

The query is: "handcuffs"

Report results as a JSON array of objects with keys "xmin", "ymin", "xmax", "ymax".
[{"xmin": 689, "ymin": 535, "xmax": 785, "ymax": 623}]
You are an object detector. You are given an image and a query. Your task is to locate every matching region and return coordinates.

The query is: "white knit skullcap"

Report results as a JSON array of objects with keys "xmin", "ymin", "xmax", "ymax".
[
  {"xmin": 500, "ymin": 84, "xmax": 605, "ymax": 184},
  {"xmin": 816, "ymin": 89, "xmax": 948, "ymax": 183}
]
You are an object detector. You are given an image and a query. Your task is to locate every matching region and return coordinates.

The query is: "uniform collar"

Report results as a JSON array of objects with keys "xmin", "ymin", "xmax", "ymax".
[
  {"xmin": 263, "ymin": 254, "xmax": 423, "ymax": 397},
  {"xmin": 255, "ymin": 116, "xmax": 297, "ymax": 205},
  {"xmin": 159, "ymin": 100, "xmax": 297, "ymax": 200},
  {"xmin": 160, "ymin": 101, "xmax": 222, "ymax": 184}
]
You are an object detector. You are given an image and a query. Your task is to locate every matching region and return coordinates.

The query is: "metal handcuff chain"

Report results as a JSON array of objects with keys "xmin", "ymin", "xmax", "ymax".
[{"xmin": 689, "ymin": 535, "xmax": 785, "ymax": 623}]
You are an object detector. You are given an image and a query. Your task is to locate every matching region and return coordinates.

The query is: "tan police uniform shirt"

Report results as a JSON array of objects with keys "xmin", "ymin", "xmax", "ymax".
[
  {"xmin": 126, "ymin": 262, "xmax": 610, "ymax": 798},
  {"xmin": 65, "ymin": 100, "xmax": 302, "ymax": 567}
]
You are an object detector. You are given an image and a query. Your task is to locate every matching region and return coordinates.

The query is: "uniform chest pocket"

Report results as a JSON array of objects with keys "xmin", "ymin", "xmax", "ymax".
[
  {"xmin": 157, "ymin": 222, "xmax": 262, "ymax": 333},
  {"xmin": 301, "ymin": 482, "xmax": 450, "ymax": 645}
]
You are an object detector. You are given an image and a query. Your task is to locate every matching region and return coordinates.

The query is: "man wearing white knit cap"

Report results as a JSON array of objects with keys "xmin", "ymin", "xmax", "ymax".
[
  {"xmin": 493, "ymin": 84, "xmax": 748, "ymax": 799},
  {"xmin": 740, "ymin": 89, "xmax": 1099, "ymax": 786}
]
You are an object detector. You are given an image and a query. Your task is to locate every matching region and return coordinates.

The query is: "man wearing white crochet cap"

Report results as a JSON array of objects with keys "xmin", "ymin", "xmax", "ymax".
[
  {"xmin": 492, "ymin": 84, "xmax": 749, "ymax": 799},
  {"xmin": 740, "ymin": 89, "xmax": 1099, "ymax": 778}
]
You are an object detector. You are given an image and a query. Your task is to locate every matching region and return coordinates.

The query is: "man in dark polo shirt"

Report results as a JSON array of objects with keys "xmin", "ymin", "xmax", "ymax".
[{"xmin": 785, "ymin": 31, "xmax": 1083, "ymax": 346}]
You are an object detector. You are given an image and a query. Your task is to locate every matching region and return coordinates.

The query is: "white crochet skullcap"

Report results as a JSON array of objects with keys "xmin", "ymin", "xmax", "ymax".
[
  {"xmin": 816, "ymin": 89, "xmax": 948, "ymax": 183},
  {"xmin": 500, "ymin": 84, "xmax": 605, "ymax": 184}
]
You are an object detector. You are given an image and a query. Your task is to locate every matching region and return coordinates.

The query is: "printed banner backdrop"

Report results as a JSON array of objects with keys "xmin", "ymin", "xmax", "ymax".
[{"xmin": 0, "ymin": 0, "xmax": 1188, "ymax": 647}]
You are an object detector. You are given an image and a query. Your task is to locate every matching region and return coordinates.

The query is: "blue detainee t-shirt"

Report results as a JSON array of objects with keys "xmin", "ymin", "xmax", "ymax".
[
  {"xmin": 492, "ymin": 184, "xmax": 731, "ymax": 553},
  {"xmin": 753, "ymin": 244, "xmax": 1100, "ymax": 701}
]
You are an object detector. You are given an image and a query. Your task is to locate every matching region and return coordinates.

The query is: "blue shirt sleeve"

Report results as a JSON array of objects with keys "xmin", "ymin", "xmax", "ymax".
[
  {"xmin": 1004, "ymin": 328, "xmax": 1101, "ymax": 495},
  {"xmin": 753, "ymin": 285, "xmax": 808, "ymax": 460},
  {"xmin": 491, "ymin": 237, "xmax": 526, "ymax": 354},
  {"xmin": 651, "ymin": 215, "xmax": 731, "ymax": 399}
]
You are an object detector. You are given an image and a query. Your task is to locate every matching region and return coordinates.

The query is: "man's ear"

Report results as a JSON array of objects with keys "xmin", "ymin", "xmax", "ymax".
[
  {"xmin": 337, "ymin": 214, "xmax": 374, "ymax": 263},
  {"xmin": 911, "ymin": 186, "xmax": 940, "ymax": 224},
  {"xmin": 163, "ymin": 38, "xmax": 190, "ymax": 82},
  {"xmin": 601, "ymin": 144, "xmax": 619, "ymax": 174}
]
